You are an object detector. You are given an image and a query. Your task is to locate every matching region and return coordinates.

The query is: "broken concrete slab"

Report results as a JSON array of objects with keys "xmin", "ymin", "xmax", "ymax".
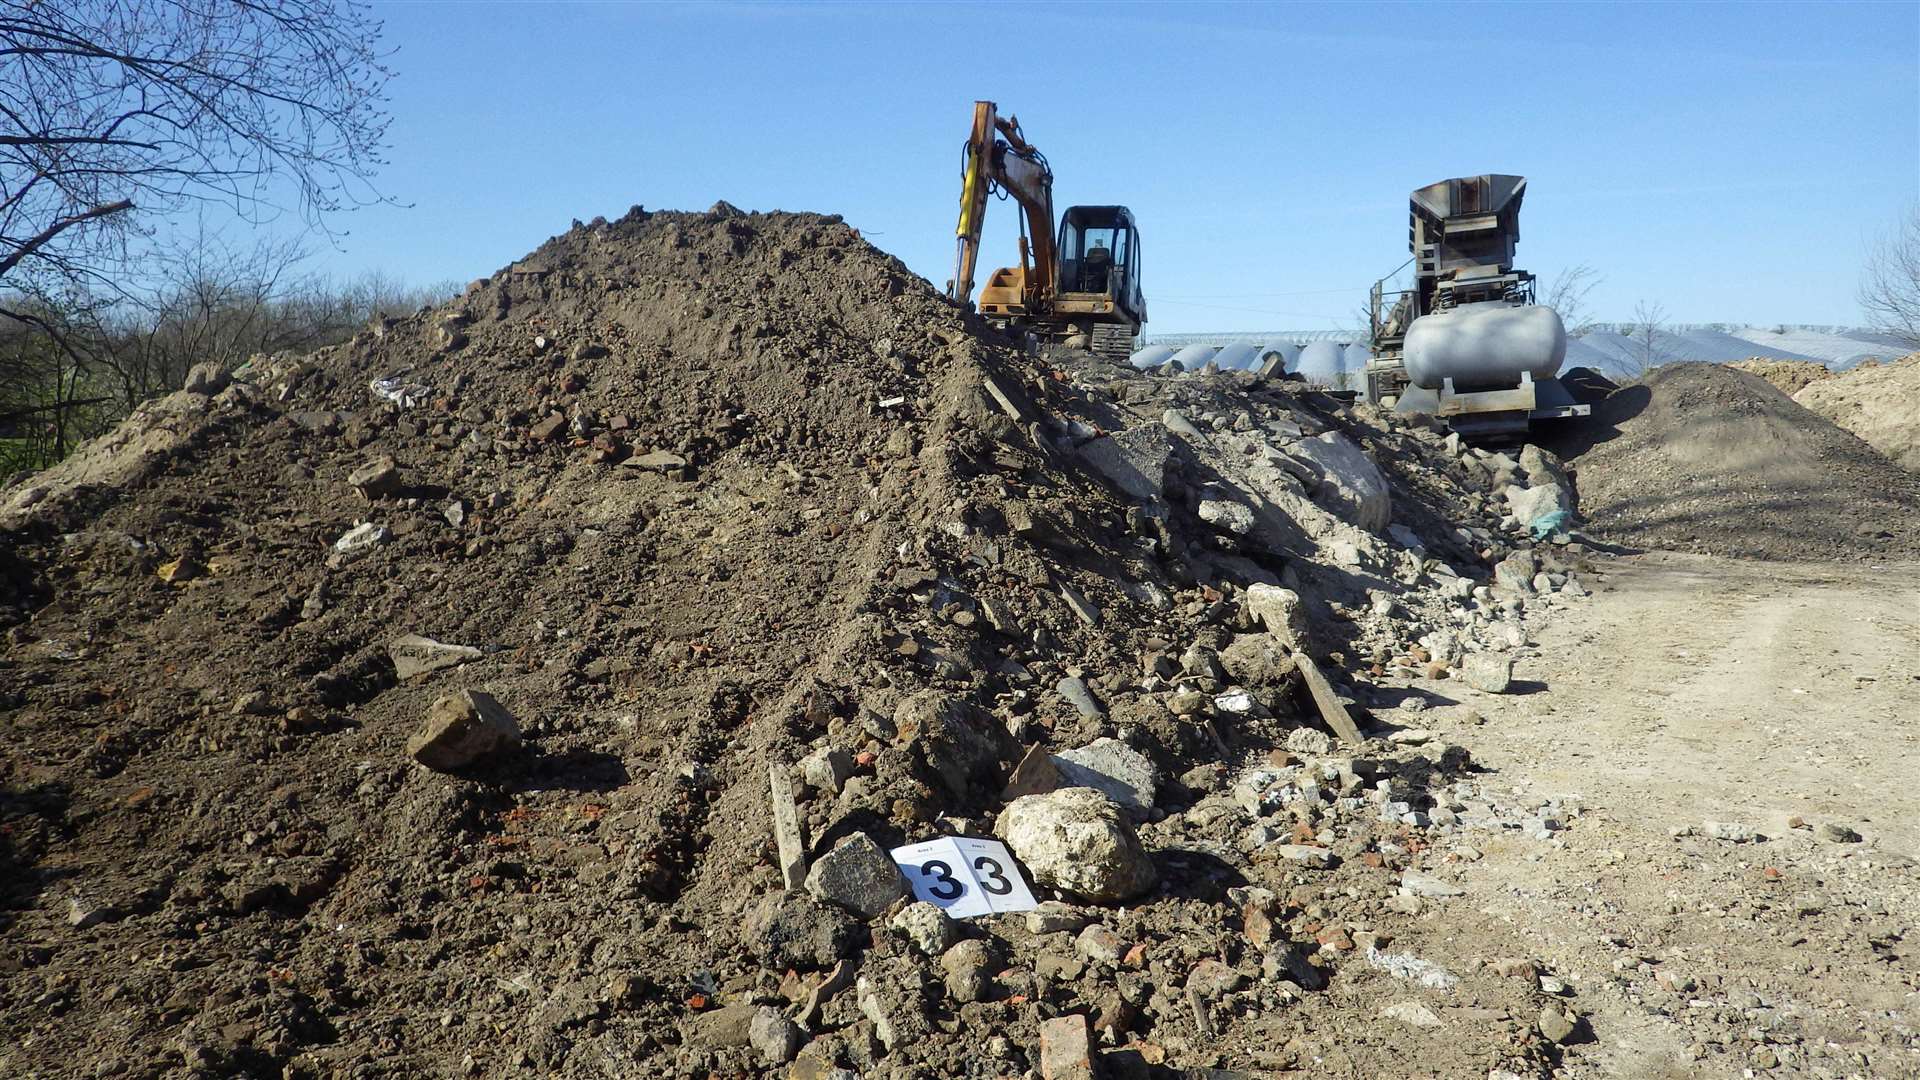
[
  {"xmin": 387, "ymin": 633, "xmax": 483, "ymax": 680},
  {"xmin": 1286, "ymin": 431, "xmax": 1392, "ymax": 533},
  {"xmin": 770, "ymin": 761, "xmax": 808, "ymax": 890},
  {"xmin": 1292, "ymin": 653, "xmax": 1365, "ymax": 746},
  {"xmin": 1050, "ymin": 737, "xmax": 1159, "ymax": 820},
  {"xmin": 1075, "ymin": 422, "xmax": 1172, "ymax": 502}
]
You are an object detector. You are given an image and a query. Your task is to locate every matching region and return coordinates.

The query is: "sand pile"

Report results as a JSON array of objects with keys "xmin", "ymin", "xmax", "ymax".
[
  {"xmin": 1, "ymin": 205, "xmax": 1595, "ymax": 1079},
  {"xmin": 1726, "ymin": 357, "xmax": 1834, "ymax": 396},
  {"xmin": 1569, "ymin": 363, "xmax": 1920, "ymax": 560},
  {"xmin": 1792, "ymin": 352, "xmax": 1920, "ymax": 472}
]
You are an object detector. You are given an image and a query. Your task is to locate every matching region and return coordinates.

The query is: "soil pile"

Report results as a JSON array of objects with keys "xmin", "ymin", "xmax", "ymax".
[
  {"xmin": 1725, "ymin": 357, "xmax": 1834, "ymax": 396},
  {"xmin": 1569, "ymin": 362, "xmax": 1920, "ymax": 560},
  {"xmin": 1792, "ymin": 352, "xmax": 1920, "ymax": 472},
  {"xmin": 2, "ymin": 205, "xmax": 1596, "ymax": 1079}
]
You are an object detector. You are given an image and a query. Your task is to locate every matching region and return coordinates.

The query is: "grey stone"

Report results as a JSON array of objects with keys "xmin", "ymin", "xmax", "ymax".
[
  {"xmin": 895, "ymin": 691, "xmax": 1005, "ymax": 799},
  {"xmin": 407, "ymin": 690, "xmax": 521, "ymax": 770},
  {"xmin": 1219, "ymin": 634, "xmax": 1296, "ymax": 687},
  {"xmin": 1161, "ymin": 409, "xmax": 1207, "ymax": 440},
  {"xmin": 748, "ymin": 1007, "xmax": 802, "ymax": 1065},
  {"xmin": 1537, "ymin": 1005, "xmax": 1578, "ymax": 1045},
  {"xmin": 1400, "ymin": 871, "xmax": 1464, "ymax": 898},
  {"xmin": 1264, "ymin": 941, "xmax": 1327, "ymax": 990},
  {"xmin": 1493, "ymin": 550, "xmax": 1539, "ymax": 594},
  {"xmin": 388, "ymin": 633, "xmax": 482, "ymax": 680},
  {"xmin": 1818, "ymin": 822, "xmax": 1863, "ymax": 843},
  {"xmin": 1381, "ymin": 1001, "xmax": 1445, "ymax": 1028},
  {"xmin": 889, "ymin": 901, "xmax": 959, "ymax": 956},
  {"xmin": 1198, "ymin": 498, "xmax": 1256, "ymax": 536},
  {"xmin": 1051, "ymin": 737, "xmax": 1159, "ymax": 819},
  {"xmin": 349, "ymin": 455, "xmax": 402, "ymax": 498},
  {"xmin": 1285, "ymin": 728, "xmax": 1333, "ymax": 755},
  {"xmin": 801, "ymin": 746, "xmax": 855, "ymax": 795},
  {"xmin": 743, "ymin": 891, "xmax": 860, "ymax": 970},
  {"xmin": 1701, "ymin": 821, "xmax": 1757, "ymax": 843},
  {"xmin": 332, "ymin": 521, "xmax": 388, "ymax": 554},
  {"xmin": 1273, "ymin": 845, "xmax": 1337, "ymax": 869},
  {"xmin": 1506, "ymin": 482, "xmax": 1571, "ymax": 526},
  {"xmin": 1058, "ymin": 582, "xmax": 1101, "ymax": 627},
  {"xmin": 683, "ymin": 1003, "xmax": 759, "ymax": 1048},
  {"xmin": 996, "ymin": 787, "xmax": 1157, "ymax": 903},
  {"xmin": 66, "ymin": 895, "xmax": 110, "ymax": 929},
  {"xmin": 1180, "ymin": 642, "xmax": 1225, "ymax": 680},
  {"xmin": 1244, "ymin": 584, "xmax": 1306, "ymax": 648},
  {"xmin": 804, "ymin": 833, "xmax": 907, "ymax": 919},
  {"xmin": 1025, "ymin": 901, "xmax": 1091, "ymax": 934},
  {"xmin": 940, "ymin": 939, "xmax": 993, "ymax": 1003},
  {"xmin": 625, "ymin": 449, "xmax": 687, "ymax": 473},
  {"xmin": 1054, "ymin": 677, "xmax": 1104, "ymax": 719},
  {"xmin": 1075, "ymin": 923, "xmax": 1124, "ymax": 965},
  {"xmin": 1460, "ymin": 653, "xmax": 1513, "ymax": 693},
  {"xmin": 1519, "ymin": 444, "xmax": 1570, "ymax": 489},
  {"xmin": 183, "ymin": 362, "xmax": 229, "ymax": 396}
]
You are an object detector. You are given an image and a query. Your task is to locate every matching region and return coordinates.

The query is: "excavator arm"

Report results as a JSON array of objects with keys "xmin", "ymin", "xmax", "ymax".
[{"xmin": 948, "ymin": 100, "xmax": 1056, "ymax": 313}]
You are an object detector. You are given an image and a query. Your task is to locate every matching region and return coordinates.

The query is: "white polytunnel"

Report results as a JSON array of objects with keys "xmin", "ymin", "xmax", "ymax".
[
  {"xmin": 1128, "ymin": 344, "xmax": 1175, "ymax": 370},
  {"xmin": 1211, "ymin": 343, "xmax": 1258, "ymax": 371},
  {"xmin": 1295, "ymin": 340, "xmax": 1346, "ymax": 386},
  {"xmin": 1256, "ymin": 342, "xmax": 1300, "ymax": 373},
  {"xmin": 1167, "ymin": 344, "xmax": 1218, "ymax": 371},
  {"xmin": 1342, "ymin": 343, "xmax": 1372, "ymax": 372}
]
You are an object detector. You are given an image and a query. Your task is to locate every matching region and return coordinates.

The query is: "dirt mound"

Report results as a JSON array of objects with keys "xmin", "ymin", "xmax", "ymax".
[
  {"xmin": 1792, "ymin": 352, "xmax": 1920, "ymax": 471},
  {"xmin": 2, "ymin": 205, "xmax": 1591, "ymax": 1079},
  {"xmin": 1568, "ymin": 362, "xmax": 1920, "ymax": 560},
  {"xmin": 1726, "ymin": 357, "xmax": 1834, "ymax": 396}
]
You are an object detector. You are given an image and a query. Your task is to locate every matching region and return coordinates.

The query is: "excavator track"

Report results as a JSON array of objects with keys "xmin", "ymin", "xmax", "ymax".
[{"xmin": 1090, "ymin": 324, "xmax": 1135, "ymax": 362}]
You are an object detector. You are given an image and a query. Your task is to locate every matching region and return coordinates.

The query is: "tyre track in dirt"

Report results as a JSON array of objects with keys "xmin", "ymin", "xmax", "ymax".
[{"xmin": 1443, "ymin": 552, "xmax": 1920, "ymax": 1078}]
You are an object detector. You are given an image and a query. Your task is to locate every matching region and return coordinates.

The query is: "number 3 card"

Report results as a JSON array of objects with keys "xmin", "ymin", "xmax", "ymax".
[{"xmin": 889, "ymin": 837, "xmax": 1038, "ymax": 918}]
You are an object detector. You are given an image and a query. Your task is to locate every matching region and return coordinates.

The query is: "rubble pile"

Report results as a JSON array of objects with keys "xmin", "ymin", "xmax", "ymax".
[
  {"xmin": 2, "ymin": 205, "xmax": 1606, "ymax": 1078},
  {"xmin": 1564, "ymin": 362, "xmax": 1920, "ymax": 561}
]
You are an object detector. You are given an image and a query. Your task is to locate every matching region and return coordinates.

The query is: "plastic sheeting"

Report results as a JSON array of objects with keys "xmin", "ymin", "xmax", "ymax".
[
  {"xmin": 1295, "ymin": 340, "xmax": 1347, "ymax": 387},
  {"xmin": 1128, "ymin": 344, "xmax": 1176, "ymax": 370},
  {"xmin": 1211, "ymin": 343, "xmax": 1259, "ymax": 371},
  {"xmin": 1168, "ymin": 344, "xmax": 1219, "ymax": 371}
]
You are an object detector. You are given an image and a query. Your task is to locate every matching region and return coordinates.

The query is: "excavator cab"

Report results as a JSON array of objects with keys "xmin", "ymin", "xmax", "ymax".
[{"xmin": 1054, "ymin": 205, "xmax": 1146, "ymax": 356}]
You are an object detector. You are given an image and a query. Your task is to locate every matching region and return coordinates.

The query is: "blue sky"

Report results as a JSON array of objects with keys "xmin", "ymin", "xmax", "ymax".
[{"xmin": 301, "ymin": 0, "xmax": 1918, "ymax": 334}]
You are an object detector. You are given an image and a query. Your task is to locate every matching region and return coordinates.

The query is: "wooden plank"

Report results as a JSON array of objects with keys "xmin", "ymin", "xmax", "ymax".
[
  {"xmin": 768, "ymin": 761, "xmax": 807, "ymax": 890},
  {"xmin": 1294, "ymin": 653, "xmax": 1366, "ymax": 746}
]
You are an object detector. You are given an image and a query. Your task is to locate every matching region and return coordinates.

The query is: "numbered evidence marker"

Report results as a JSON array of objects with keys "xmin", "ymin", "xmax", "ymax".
[{"xmin": 889, "ymin": 837, "xmax": 1038, "ymax": 919}]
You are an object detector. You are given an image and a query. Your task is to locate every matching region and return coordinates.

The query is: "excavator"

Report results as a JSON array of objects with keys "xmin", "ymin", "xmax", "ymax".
[{"xmin": 945, "ymin": 100, "xmax": 1147, "ymax": 360}]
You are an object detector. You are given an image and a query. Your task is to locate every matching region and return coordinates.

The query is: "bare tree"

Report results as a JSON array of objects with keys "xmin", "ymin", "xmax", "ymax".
[
  {"xmin": 0, "ymin": 0, "xmax": 394, "ymax": 307},
  {"xmin": 1544, "ymin": 264, "xmax": 1603, "ymax": 336},
  {"xmin": 1860, "ymin": 207, "xmax": 1920, "ymax": 347},
  {"xmin": 0, "ymin": 0, "xmax": 394, "ymax": 447},
  {"xmin": 1631, "ymin": 299, "xmax": 1669, "ymax": 377}
]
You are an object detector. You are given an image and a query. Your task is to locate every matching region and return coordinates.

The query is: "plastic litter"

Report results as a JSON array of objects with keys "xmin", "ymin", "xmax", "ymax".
[{"xmin": 370, "ymin": 375, "xmax": 431, "ymax": 409}]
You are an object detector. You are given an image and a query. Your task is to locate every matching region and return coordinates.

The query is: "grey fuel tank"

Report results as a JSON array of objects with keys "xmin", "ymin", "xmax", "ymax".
[{"xmin": 1403, "ymin": 301, "xmax": 1567, "ymax": 392}]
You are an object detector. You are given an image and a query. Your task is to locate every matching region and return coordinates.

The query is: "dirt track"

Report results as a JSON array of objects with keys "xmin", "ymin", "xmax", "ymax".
[{"xmin": 1428, "ymin": 552, "xmax": 1920, "ymax": 1078}]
